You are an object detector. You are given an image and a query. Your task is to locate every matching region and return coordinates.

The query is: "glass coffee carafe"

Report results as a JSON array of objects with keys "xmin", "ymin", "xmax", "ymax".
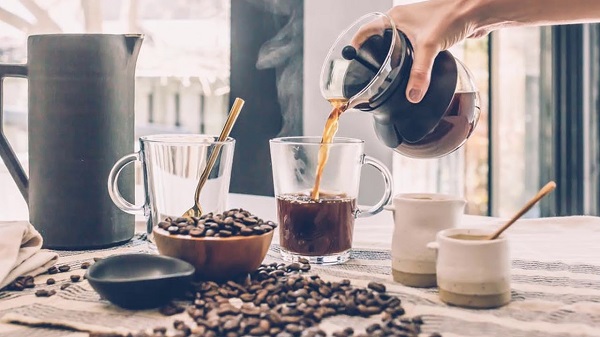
[{"xmin": 321, "ymin": 12, "xmax": 481, "ymax": 158}]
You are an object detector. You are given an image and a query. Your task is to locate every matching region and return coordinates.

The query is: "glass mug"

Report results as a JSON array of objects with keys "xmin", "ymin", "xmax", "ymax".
[
  {"xmin": 269, "ymin": 137, "xmax": 393, "ymax": 264},
  {"xmin": 108, "ymin": 134, "xmax": 235, "ymax": 239}
]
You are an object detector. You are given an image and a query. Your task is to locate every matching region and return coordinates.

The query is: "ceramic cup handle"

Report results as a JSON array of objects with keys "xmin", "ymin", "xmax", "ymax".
[
  {"xmin": 355, "ymin": 155, "xmax": 393, "ymax": 218},
  {"xmin": 107, "ymin": 152, "xmax": 146, "ymax": 215}
]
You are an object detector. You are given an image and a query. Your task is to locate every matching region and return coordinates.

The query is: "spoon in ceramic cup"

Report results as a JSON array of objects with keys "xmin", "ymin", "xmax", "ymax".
[
  {"xmin": 486, "ymin": 181, "xmax": 557, "ymax": 240},
  {"xmin": 182, "ymin": 98, "xmax": 245, "ymax": 218}
]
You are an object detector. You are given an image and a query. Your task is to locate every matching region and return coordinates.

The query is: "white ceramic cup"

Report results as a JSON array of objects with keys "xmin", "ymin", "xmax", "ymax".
[
  {"xmin": 428, "ymin": 228, "xmax": 511, "ymax": 309},
  {"xmin": 385, "ymin": 193, "xmax": 466, "ymax": 287}
]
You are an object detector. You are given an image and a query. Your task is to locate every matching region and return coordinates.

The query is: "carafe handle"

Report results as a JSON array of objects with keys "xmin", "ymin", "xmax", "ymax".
[
  {"xmin": 355, "ymin": 155, "xmax": 393, "ymax": 218},
  {"xmin": 107, "ymin": 152, "xmax": 146, "ymax": 214},
  {"xmin": 0, "ymin": 64, "xmax": 28, "ymax": 203}
]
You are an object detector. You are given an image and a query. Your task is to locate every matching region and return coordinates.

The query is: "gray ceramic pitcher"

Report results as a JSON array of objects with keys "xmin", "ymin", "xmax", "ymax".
[{"xmin": 0, "ymin": 34, "xmax": 143, "ymax": 249}]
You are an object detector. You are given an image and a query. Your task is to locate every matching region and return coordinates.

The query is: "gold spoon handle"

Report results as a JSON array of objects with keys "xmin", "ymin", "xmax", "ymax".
[
  {"xmin": 487, "ymin": 181, "xmax": 556, "ymax": 240},
  {"xmin": 193, "ymin": 98, "xmax": 245, "ymax": 207}
]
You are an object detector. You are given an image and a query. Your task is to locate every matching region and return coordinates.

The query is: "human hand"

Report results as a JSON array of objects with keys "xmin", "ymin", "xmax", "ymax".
[{"xmin": 386, "ymin": 0, "xmax": 490, "ymax": 103}]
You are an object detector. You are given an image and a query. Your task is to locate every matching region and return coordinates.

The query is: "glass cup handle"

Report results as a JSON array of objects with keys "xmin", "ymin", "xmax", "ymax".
[
  {"xmin": 107, "ymin": 152, "xmax": 145, "ymax": 215},
  {"xmin": 356, "ymin": 155, "xmax": 393, "ymax": 218}
]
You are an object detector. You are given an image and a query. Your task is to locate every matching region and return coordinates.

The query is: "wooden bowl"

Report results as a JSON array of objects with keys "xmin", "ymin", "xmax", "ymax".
[{"xmin": 153, "ymin": 226, "xmax": 273, "ymax": 281}]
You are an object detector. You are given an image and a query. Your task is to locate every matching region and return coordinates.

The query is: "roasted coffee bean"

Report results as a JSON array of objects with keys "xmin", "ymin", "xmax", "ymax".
[
  {"xmin": 70, "ymin": 274, "xmax": 81, "ymax": 282},
  {"xmin": 80, "ymin": 262, "xmax": 91, "ymax": 269},
  {"xmin": 46, "ymin": 278, "xmax": 55, "ymax": 285},
  {"xmin": 47, "ymin": 266, "xmax": 58, "ymax": 275},
  {"xmin": 167, "ymin": 226, "xmax": 180, "ymax": 235},
  {"xmin": 252, "ymin": 226, "xmax": 266, "ymax": 235},
  {"xmin": 219, "ymin": 230, "xmax": 232, "ymax": 237},
  {"xmin": 60, "ymin": 283, "xmax": 71, "ymax": 290},
  {"xmin": 159, "ymin": 302, "xmax": 185, "ymax": 316},
  {"xmin": 367, "ymin": 281, "xmax": 386, "ymax": 293},
  {"xmin": 240, "ymin": 227, "xmax": 254, "ymax": 236},
  {"xmin": 189, "ymin": 228, "xmax": 205, "ymax": 237},
  {"xmin": 158, "ymin": 221, "xmax": 171, "ymax": 230},
  {"xmin": 58, "ymin": 265, "xmax": 70, "ymax": 273},
  {"xmin": 35, "ymin": 289, "xmax": 56, "ymax": 297}
]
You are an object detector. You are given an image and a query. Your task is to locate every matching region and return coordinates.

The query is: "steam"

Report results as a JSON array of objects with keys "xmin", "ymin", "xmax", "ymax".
[{"xmin": 247, "ymin": 0, "xmax": 303, "ymax": 137}]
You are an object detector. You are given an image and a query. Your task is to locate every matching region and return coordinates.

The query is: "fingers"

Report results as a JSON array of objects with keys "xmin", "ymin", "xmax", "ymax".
[{"xmin": 406, "ymin": 44, "xmax": 438, "ymax": 103}]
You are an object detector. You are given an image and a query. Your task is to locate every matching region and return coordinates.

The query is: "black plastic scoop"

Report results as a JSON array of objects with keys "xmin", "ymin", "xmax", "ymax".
[{"xmin": 86, "ymin": 254, "xmax": 195, "ymax": 310}]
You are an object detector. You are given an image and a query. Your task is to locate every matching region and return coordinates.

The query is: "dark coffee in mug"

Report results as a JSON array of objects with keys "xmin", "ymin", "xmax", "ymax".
[{"xmin": 277, "ymin": 192, "xmax": 356, "ymax": 256}]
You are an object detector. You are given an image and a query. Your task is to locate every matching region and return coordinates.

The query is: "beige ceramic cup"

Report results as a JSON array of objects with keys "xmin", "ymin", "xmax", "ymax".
[
  {"xmin": 385, "ymin": 193, "xmax": 466, "ymax": 287},
  {"xmin": 428, "ymin": 228, "xmax": 511, "ymax": 309}
]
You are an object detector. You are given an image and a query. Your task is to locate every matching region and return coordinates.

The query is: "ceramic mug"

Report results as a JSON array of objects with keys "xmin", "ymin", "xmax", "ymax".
[
  {"xmin": 427, "ymin": 228, "xmax": 511, "ymax": 309},
  {"xmin": 385, "ymin": 193, "xmax": 465, "ymax": 287}
]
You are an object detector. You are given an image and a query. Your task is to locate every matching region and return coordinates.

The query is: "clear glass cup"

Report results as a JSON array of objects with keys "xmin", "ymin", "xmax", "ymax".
[
  {"xmin": 108, "ymin": 134, "xmax": 235, "ymax": 240},
  {"xmin": 269, "ymin": 136, "xmax": 393, "ymax": 264}
]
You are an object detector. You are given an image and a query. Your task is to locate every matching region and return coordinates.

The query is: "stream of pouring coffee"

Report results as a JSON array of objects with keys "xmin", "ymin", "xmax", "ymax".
[{"xmin": 311, "ymin": 99, "xmax": 349, "ymax": 200}]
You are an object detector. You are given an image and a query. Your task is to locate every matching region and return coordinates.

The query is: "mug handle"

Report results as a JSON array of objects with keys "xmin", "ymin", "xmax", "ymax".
[
  {"xmin": 0, "ymin": 64, "xmax": 29, "ymax": 202},
  {"xmin": 107, "ymin": 152, "xmax": 145, "ymax": 214},
  {"xmin": 355, "ymin": 155, "xmax": 393, "ymax": 218}
]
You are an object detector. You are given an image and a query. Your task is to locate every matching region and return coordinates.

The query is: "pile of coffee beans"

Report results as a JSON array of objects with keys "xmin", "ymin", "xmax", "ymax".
[
  {"xmin": 100, "ymin": 261, "xmax": 442, "ymax": 337},
  {"xmin": 156, "ymin": 209, "xmax": 278, "ymax": 238}
]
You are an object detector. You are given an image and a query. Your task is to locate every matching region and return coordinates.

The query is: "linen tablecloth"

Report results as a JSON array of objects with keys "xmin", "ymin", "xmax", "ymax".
[{"xmin": 0, "ymin": 210, "xmax": 599, "ymax": 337}]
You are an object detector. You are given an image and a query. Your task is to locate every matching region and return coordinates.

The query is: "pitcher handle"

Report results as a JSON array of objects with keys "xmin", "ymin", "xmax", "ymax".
[
  {"xmin": 108, "ymin": 152, "xmax": 145, "ymax": 214},
  {"xmin": 0, "ymin": 64, "xmax": 29, "ymax": 202},
  {"xmin": 355, "ymin": 155, "xmax": 393, "ymax": 218}
]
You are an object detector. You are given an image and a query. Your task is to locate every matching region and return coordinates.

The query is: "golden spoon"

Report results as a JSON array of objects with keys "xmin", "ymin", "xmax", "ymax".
[
  {"xmin": 182, "ymin": 98, "xmax": 245, "ymax": 218},
  {"xmin": 486, "ymin": 181, "xmax": 556, "ymax": 240}
]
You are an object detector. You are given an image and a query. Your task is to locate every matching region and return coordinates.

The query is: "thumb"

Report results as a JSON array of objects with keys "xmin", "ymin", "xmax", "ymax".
[{"xmin": 406, "ymin": 45, "xmax": 438, "ymax": 103}]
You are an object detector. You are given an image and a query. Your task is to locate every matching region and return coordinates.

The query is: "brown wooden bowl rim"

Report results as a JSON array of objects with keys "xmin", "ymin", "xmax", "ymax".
[{"xmin": 153, "ymin": 226, "xmax": 274, "ymax": 242}]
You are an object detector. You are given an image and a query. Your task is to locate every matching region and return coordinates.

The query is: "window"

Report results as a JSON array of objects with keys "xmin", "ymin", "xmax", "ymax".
[{"xmin": 0, "ymin": 0, "xmax": 230, "ymax": 210}]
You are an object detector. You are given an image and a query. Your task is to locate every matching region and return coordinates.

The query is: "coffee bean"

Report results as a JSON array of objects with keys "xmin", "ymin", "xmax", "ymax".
[
  {"xmin": 189, "ymin": 228, "xmax": 205, "ymax": 237},
  {"xmin": 46, "ymin": 278, "xmax": 55, "ymax": 285},
  {"xmin": 368, "ymin": 282, "xmax": 386, "ymax": 293},
  {"xmin": 205, "ymin": 229, "xmax": 216, "ymax": 237},
  {"xmin": 35, "ymin": 289, "xmax": 56, "ymax": 297},
  {"xmin": 80, "ymin": 262, "xmax": 91, "ymax": 270},
  {"xmin": 167, "ymin": 226, "xmax": 180, "ymax": 235},
  {"xmin": 159, "ymin": 302, "xmax": 185, "ymax": 316},
  {"xmin": 287, "ymin": 263, "xmax": 301, "ymax": 272},
  {"xmin": 219, "ymin": 230, "xmax": 232, "ymax": 237},
  {"xmin": 252, "ymin": 226, "xmax": 266, "ymax": 235},
  {"xmin": 60, "ymin": 283, "xmax": 71, "ymax": 290},
  {"xmin": 243, "ymin": 217, "xmax": 258, "ymax": 225},
  {"xmin": 158, "ymin": 221, "xmax": 171, "ymax": 230},
  {"xmin": 47, "ymin": 266, "xmax": 58, "ymax": 275},
  {"xmin": 58, "ymin": 265, "xmax": 70, "ymax": 273},
  {"xmin": 238, "ymin": 227, "xmax": 253, "ymax": 236},
  {"xmin": 70, "ymin": 275, "xmax": 81, "ymax": 282}
]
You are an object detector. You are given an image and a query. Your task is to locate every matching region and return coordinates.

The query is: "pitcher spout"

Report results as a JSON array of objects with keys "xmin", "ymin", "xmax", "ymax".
[{"xmin": 124, "ymin": 34, "xmax": 144, "ymax": 60}]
